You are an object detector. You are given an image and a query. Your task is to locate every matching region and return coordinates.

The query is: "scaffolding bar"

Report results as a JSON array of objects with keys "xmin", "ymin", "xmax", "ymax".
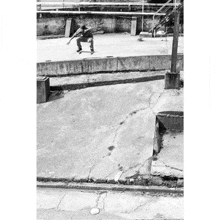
[{"xmin": 37, "ymin": 10, "xmax": 166, "ymax": 16}]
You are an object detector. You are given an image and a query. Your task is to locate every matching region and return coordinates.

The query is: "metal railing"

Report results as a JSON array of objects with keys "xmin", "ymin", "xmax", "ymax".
[
  {"xmin": 36, "ymin": 1, "xmax": 180, "ymax": 16},
  {"xmin": 150, "ymin": 2, "xmax": 183, "ymax": 35}
]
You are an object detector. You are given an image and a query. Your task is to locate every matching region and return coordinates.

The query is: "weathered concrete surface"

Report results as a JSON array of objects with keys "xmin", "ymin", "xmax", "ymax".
[
  {"xmin": 37, "ymin": 79, "xmax": 165, "ymax": 181},
  {"xmin": 37, "ymin": 209, "xmax": 126, "ymax": 220},
  {"xmin": 151, "ymin": 132, "xmax": 184, "ymax": 178},
  {"xmin": 37, "ymin": 34, "xmax": 184, "ymax": 62},
  {"xmin": 38, "ymin": 75, "xmax": 184, "ymax": 181},
  {"xmin": 37, "ymin": 188, "xmax": 183, "ymax": 220},
  {"xmin": 36, "ymin": 15, "xmax": 165, "ymax": 36},
  {"xmin": 151, "ymin": 89, "xmax": 184, "ymax": 178},
  {"xmin": 37, "ymin": 54, "xmax": 183, "ymax": 76},
  {"xmin": 153, "ymin": 89, "xmax": 183, "ymax": 114}
]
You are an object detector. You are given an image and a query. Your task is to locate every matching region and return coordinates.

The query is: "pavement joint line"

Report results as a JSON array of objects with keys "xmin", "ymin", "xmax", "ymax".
[{"xmin": 37, "ymin": 182, "xmax": 183, "ymax": 194}]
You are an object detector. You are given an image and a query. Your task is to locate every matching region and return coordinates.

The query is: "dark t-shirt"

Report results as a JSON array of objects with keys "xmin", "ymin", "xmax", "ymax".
[{"xmin": 74, "ymin": 28, "xmax": 93, "ymax": 38}]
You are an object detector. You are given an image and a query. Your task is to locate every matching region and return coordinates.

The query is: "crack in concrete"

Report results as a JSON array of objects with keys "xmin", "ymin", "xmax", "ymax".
[
  {"xmin": 112, "ymin": 107, "xmax": 149, "ymax": 145},
  {"xmin": 137, "ymin": 156, "xmax": 153, "ymax": 174},
  {"xmin": 88, "ymin": 163, "xmax": 97, "ymax": 180},
  {"xmin": 95, "ymin": 193, "xmax": 102, "ymax": 207},
  {"xmin": 120, "ymin": 157, "xmax": 152, "ymax": 180},
  {"xmin": 116, "ymin": 155, "xmax": 154, "ymax": 182},
  {"xmin": 104, "ymin": 168, "xmax": 118, "ymax": 179},
  {"xmin": 148, "ymin": 90, "xmax": 164, "ymax": 115},
  {"xmin": 123, "ymin": 199, "xmax": 148, "ymax": 214},
  {"xmin": 88, "ymin": 147, "xmax": 118, "ymax": 180},
  {"xmin": 161, "ymin": 161, "xmax": 183, "ymax": 171},
  {"xmin": 56, "ymin": 194, "xmax": 66, "ymax": 210},
  {"xmin": 88, "ymin": 90, "xmax": 164, "ymax": 181},
  {"xmin": 102, "ymin": 192, "xmax": 107, "ymax": 211},
  {"xmin": 95, "ymin": 192, "xmax": 108, "ymax": 210}
]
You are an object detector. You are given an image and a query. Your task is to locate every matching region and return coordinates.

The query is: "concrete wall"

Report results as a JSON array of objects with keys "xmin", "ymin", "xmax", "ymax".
[
  {"xmin": 37, "ymin": 17, "xmax": 66, "ymax": 36},
  {"xmin": 37, "ymin": 15, "xmax": 160, "ymax": 36},
  {"xmin": 37, "ymin": 54, "xmax": 184, "ymax": 76}
]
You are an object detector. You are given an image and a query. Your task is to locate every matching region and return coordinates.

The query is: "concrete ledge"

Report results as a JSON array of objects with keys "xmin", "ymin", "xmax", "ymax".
[{"xmin": 37, "ymin": 54, "xmax": 184, "ymax": 76}]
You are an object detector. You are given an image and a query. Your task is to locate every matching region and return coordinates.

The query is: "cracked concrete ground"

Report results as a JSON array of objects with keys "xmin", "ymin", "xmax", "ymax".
[
  {"xmin": 37, "ymin": 188, "xmax": 183, "ymax": 220},
  {"xmin": 151, "ymin": 132, "xmax": 184, "ymax": 178},
  {"xmin": 37, "ymin": 77, "xmax": 183, "ymax": 182}
]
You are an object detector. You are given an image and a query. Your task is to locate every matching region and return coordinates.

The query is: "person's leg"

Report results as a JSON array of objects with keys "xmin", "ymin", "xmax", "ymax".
[
  {"xmin": 87, "ymin": 38, "xmax": 94, "ymax": 51},
  {"xmin": 76, "ymin": 37, "xmax": 82, "ymax": 51},
  {"xmin": 76, "ymin": 37, "xmax": 87, "ymax": 51}
]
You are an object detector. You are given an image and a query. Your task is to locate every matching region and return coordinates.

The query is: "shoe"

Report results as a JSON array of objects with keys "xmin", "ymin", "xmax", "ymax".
[
  {"xmin": 77, "ymin": 48, "xmax": 82, "ymax": 52},
  {"xmin": 91, "ymin": 49, "xmax": 94, "ymax": 53}
]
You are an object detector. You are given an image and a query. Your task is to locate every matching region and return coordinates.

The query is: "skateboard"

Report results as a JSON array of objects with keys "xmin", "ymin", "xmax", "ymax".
[{"xmin": 78, "ymin": 50, "xmax": 95, "ymax": 55}]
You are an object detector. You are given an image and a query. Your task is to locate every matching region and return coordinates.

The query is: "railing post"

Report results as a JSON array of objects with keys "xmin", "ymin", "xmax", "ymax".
[
  {"xmin": 165, "ymin": 9, "xmax": 180, "ymax": 89},
  {"xmin": 171, "ymin": 9, "xmax": 180, "ymax": 73}
]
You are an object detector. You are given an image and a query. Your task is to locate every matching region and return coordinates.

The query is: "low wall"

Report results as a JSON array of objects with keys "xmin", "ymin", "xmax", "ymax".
[
  {"xmin": 37, "ymin": 54, "xmax": 184, "ymax": 76},
  {"xmin": 37, "ymin": 15, "xmax": 161, "ymax": 36}
]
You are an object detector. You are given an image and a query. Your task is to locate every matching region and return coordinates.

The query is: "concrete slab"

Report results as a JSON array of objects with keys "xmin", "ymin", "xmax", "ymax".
[
  {"xmin": 58, "ymin": 191, "xmax": 98, "ymax": 211},
  {"xmin": 37, "ymin": 34, "xmax": 184, "ymax": 62},
  {"xmin": 151, "ymin": 132, "xmax": 184, "ymax": 178},
  {"xmin": 37, "ymin": 189, "xmax": 66, "ymax": 209},
  {"xmin": 37, "ymin": 188, "xmax": 184, "ymax": 220},
  {"xmin": 37, "ymin": 79, "xmax": 165, "ymax": 181},
  {"xmin": 37, "ymin": 209, "xmax": 127, "ymax": 220},
  {"xmin": 37, "ymin": 209, "xmax": 74, "ymax": 220}
]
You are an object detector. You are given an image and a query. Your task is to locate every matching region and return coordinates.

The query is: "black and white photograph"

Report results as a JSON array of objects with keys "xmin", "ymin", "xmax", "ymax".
[
  {"xmin": 2, "ymin": 1, "xmax": 220, "ymax": 220},
  {"xmin": 36, "ymin": 1, "xmax": 184, "ymax": 219}
]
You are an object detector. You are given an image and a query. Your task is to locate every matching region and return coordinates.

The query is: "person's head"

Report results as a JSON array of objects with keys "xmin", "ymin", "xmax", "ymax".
[{"xmin": 80, "ymin": 24, "xmax": 86, "ymax": 30}]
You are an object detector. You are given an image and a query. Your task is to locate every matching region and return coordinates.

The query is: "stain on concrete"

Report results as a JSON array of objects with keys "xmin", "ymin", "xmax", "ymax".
[{"xmin": 108, "ymin": 146, "xmax": 115, "ymax": 151}]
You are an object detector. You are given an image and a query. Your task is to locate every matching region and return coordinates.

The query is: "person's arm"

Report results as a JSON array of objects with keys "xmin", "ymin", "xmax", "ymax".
[
  {"xmin": 67, "ymin": 28, "xmax": 81, "ymax": 45},
  {"xmin": 84, "ymin": 27, "xmax": 93, "ymax": 33}
]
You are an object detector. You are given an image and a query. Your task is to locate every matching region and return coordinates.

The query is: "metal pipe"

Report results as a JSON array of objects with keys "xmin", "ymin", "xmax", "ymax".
[
  {"xmin": 36, "ymin": 10, "xmax": 166, "ymax": 16},
  {"xmin": 171, "ymin": 10, "xmax": 180, "ymax": 73},
  {"xmin": 36, "ymin": 2, "xmax": 180, "ymax": 6},
  {"xmin": 142, "ymin": 0, "xmax": 144, "ymax": 31}
]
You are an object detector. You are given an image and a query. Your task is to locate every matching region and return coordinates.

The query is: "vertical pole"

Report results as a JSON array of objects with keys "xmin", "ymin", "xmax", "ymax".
[
  {"xmin": 171, "ymin": 9, "xmax": 180, "ymax": 73},
  {"xmin": 165, "ymin": 6, "xmax": 180, "ymax": 90},
  {"xmin": 142, "ymin": 0, "xmax": 144, "ymax": 31}
]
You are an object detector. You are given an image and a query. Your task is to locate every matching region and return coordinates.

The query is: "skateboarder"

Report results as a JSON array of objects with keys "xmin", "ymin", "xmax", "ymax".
[{"xmin": 67, "ymin": 24, "xmax": 94, "ymax": 53}]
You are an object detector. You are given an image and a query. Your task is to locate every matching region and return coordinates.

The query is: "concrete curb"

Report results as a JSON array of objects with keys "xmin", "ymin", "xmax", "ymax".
[
  {"xmin": 37, "ymin": 181, "xmax": 183, "ymax": 195},
  {"xmin": 37, "ymin": 54, "xmax": 184, "ymax": 76},
  {"xmin": 37, "ymin": 174, "xmax": 184, "ymax": 189}
]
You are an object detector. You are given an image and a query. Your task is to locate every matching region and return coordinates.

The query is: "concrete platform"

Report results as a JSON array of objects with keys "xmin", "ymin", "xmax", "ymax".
[
  {"xmin": 37, "ymin": 34, "xmax": 184, "ymax": 63},
  {"xmin": 37, "ymin": 34, "xmax": 183, "ymax": 76},
  {"xmin": 37, "ymin": 76, "xmax": 183, "ymax": 183}
]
